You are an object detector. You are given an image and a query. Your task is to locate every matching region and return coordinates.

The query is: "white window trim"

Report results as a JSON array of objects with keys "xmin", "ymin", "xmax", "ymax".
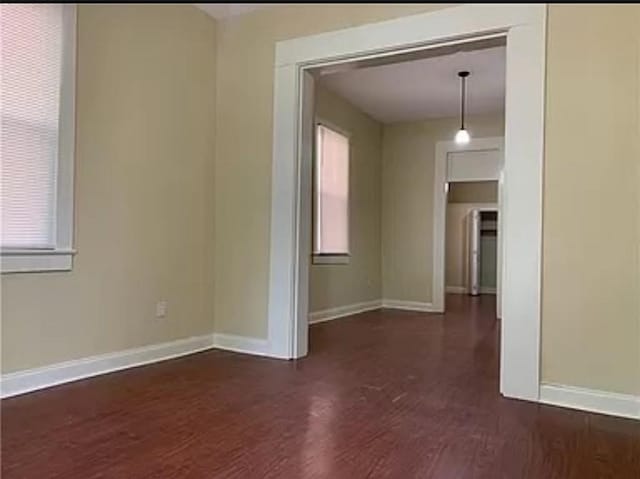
[
  {"xmin": 1, "ymin": 4, "xmax": 77, "ymax": 274},
  {"xmin": 312, "ymin": 254, "xmax": 350, "ymax": 265},
  {"xmin": 312, "ymin": 119, "xmax": 351, "ymax": 264}
]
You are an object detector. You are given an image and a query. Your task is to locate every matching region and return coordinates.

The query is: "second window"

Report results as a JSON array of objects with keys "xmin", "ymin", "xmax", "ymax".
[{"xmin": 314, "ymin": 123, "xmax": 350, "ymax": 260}]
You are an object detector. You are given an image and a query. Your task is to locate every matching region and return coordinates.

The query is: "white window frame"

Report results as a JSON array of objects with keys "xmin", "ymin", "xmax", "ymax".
[
  {"xmin": 312, "ymin": 119, "xmax": 350, "ymax": 265},
  {"xmin": 1, "ymin": 4, "xmax": 77, "ymax": 274}
]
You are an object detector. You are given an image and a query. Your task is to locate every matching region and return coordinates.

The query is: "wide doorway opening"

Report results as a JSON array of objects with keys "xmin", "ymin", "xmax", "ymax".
[
  {"xmin": 268, "ymin": 5, "xmax": 546, "ymax": 401},
  {"xmin": 307, "ymin": 39, "xmax": 506, "ymax": 325},
  {"xmin": 445, "ymin": 184, "xmax": 500, "ymax": 309}
]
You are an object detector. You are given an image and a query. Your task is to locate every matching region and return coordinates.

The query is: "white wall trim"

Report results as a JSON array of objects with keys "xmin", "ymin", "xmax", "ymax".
[
  {"xmin": 1, "ymin": 334, "xmax": 215, "ymax": 399},
  {"xmin": 309, "ymin": 299, "xmax": 443, "ymax": 322},
  {"xmin": 312, "ymin": 254, "xmax": 350, "ymax": 265},
  {"xmin": 445, "ymin": 286, "xmax": 496, "ymax": 295},
  {"xmin": 275, "ymin": 5, "xmax": 542, "ymax": 68},
  {"xmin": 540, "ymin": 383, "xmax": 640, "ymax": 420},
  {"xmin": 446, "ymin": 285, "xmax": 467, "ymax": 294},
  {"xmin": 382, "ymin": 300, "xmax": 439, "ymax": 313},
  {"xmin": 1, "ymin": 332, "xmax": 289, "ymax": 399},
  {"xmin": 309, "ymin": 300, "xmax": 382, "ymax": 324},
  {"xmin": 211, "ymin": 333, "xmax": 274, "ymax": 357},
  {"xmin": 268, "ymin": 4, "xmax": 546, "ymax": 402},
  {"xmin": 1, "ymin": 250, "xmax": 75, "ymax": 273}
]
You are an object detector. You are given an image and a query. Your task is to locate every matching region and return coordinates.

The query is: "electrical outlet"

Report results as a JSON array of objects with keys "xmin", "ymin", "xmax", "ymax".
[{"xmin": 155, "ymin": 300, "xmax": 168, "ymax": 319}]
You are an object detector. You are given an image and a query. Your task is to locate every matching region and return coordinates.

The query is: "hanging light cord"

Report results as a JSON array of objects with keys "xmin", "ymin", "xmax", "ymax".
[
  {"xmin": 460, "ymin": 74, "xmax": 466, "ymax": 130},
  {"xmin": 458, "ymin": 71, "xmax": 470, "ymax": 130}
]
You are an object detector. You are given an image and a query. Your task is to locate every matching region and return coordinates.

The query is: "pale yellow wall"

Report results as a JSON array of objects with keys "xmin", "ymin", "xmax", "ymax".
[
  {"xmin": 213, "ymin": 4, "xmax": 450, "ymax": 338},
  {"xmin": 381, "ymin": 115, "xmax": 504, "ymax": 303},
  {"xmin": 541, "ymin": 5, "xmax": 640, "ymax": 395},
  {"xmin": 309, "ymin": 86, "xmax": 383, "ymax": 313},
  {"xmin": 1, "ymin": 5, "xmax": 218, "ymax": 372},
  {"xmin": 449, "ymin": 181, "xmax": 497, "ymax": 204}
]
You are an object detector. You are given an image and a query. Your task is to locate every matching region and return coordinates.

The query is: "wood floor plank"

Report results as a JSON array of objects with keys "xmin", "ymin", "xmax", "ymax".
[{"xmin": 2, "ymin": 295, "xmax": 639, "ymax": 478}]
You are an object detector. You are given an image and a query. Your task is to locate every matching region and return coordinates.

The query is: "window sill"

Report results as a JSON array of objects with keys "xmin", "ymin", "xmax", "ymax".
[
  {"xmin": 1, "ymin": 249, "xmax": 76, "ymax": 273},
  {"xmin": 312, "ymin": 254, "xmax": 350, "ymax": 265}
]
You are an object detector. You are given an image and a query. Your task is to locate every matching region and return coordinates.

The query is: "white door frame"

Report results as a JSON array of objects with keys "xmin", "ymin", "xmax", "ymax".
[
  {"xmin": 267, "ymin": 4, "xmax": 546, "ymax": 402},
  {"xmin": 433, "ymin": 137, "xmax": 504, "ymax": 318}
]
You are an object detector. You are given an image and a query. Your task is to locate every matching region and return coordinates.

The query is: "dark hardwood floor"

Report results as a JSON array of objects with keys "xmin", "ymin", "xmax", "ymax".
[{"xmin": 2, "ymin": 294, "xmax": 639, "ymax": 478}]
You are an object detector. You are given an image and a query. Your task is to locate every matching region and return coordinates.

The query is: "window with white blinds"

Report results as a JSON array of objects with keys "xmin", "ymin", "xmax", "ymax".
[
  {"xmin": 0, "ymin": 4, "xmax": 76, "ymax": 272},
  {"xmin": 314, "ymin": 124, "xmax": 349, "ymax": 256}
]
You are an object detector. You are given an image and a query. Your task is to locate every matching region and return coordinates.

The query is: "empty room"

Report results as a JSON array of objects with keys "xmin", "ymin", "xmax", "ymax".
[
  {"xmin": 1, "ymin": 4, "xmax": 639, "ymax": 478},
  {"xmin": 307, "ymin": 40, "xmax": 506, "ymax": 343}
]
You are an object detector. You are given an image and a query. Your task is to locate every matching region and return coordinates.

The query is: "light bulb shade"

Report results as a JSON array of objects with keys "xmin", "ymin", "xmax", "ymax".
[{"xmin": 455, "ymin": 128, "xmax": 470, "ymax": 144}]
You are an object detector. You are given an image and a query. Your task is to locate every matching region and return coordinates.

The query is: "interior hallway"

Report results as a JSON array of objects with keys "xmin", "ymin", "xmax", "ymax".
[{"xmin": 2, "ymin": 295, "xmax": 639, "ymax": 478}]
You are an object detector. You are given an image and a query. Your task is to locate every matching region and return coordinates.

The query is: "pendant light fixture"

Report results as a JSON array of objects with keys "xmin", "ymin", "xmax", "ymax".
[{"xmin": 455, "ymin": 71, "xmax": 471, "ymax": 144}]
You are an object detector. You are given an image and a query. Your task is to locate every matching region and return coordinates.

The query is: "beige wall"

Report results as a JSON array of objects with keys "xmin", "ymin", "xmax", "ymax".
[
  {"xmin": 541, "ymin": 5, "xmax": 640, "ymax": 395},
  {"xmin": 449, "ymin": 182, "xmax": 498, "ymax": 204},
  {"xmin": 1, "ymin": 5, "xmax": 217, "ymax": 373},
  {"xmin": 309, "ymin": 86, "xmax": 383, "ymax": 313},
  {"xmin": 381, "ymin": 115, "xmax": 504, "ymax": 303}
]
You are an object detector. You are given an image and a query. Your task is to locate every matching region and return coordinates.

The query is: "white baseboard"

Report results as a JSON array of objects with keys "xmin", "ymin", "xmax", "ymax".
[
  {"xmin": 1, "ymin": 334, "xmax": 215, "ymax": 399},
  {"xmin": 211, "ymin": 333, "xmax": 273, "ymax": 356},
  {"xmin": 539, "ymin": 383, "xmax": 640, "ymax": 420},
  {"xmin": 309, "ymin": 300, "xmax": 382, "ymax": 324},
  {"xmin": 1, "ymin": 332, "xmax": 286, "ymax": 399},
  {"xmin": 382, "ymin": 299, "xmax": 438, "ymax": 313},
  {"xmin": 446, "ymin": 286, "xmax": 496, "ymax": 295},
  {"xmin": 446, "ymin": 285, "xmax": 467, "ymax": 294}
]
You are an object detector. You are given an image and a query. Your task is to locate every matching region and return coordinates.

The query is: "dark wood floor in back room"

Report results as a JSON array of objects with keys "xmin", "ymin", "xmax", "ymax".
[{"xmin": 2, "ymin": 294, "xmax": 639, "ymax": 478}]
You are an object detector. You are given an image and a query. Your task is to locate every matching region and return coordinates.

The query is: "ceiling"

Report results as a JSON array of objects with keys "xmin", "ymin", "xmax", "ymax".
[
  {"xmin": 318, "ymin": 46, "xmax": 506, "ymax": 124},
  {"xmin": 195, "ymin": 4, "xmax": 275, "ymax": 19}
]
